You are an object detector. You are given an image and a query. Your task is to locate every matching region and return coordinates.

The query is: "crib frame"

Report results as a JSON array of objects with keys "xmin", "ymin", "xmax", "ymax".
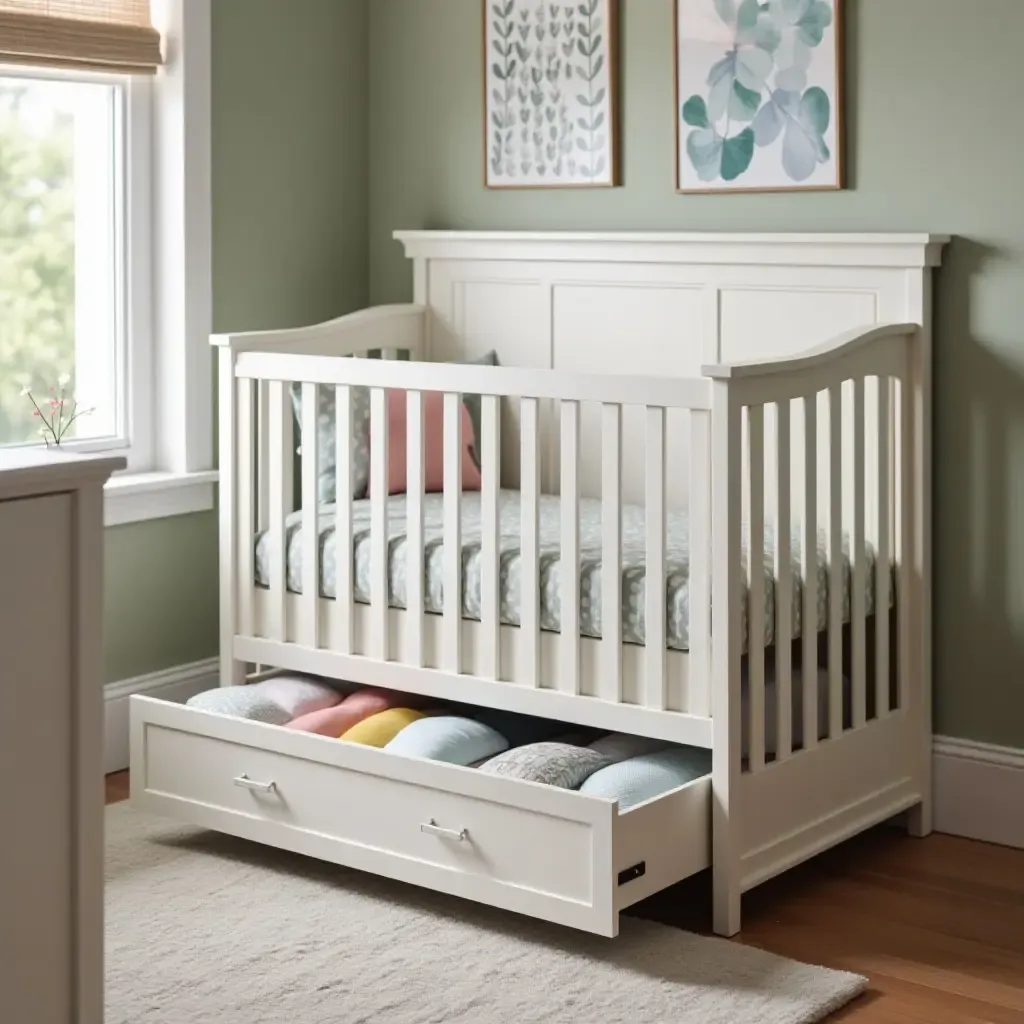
[{"xmin": 211, "ymin": 231, "xmax": 947, "ymax": 936}]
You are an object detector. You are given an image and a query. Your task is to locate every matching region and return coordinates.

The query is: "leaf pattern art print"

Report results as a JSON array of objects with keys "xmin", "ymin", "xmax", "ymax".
[
  {"xmin": 676, "ymin": 0, "xmax": 843, "ymax": 192},
  {"xmin": 485, "ymin": 0, "xmax": 619, "ymax": 188}
]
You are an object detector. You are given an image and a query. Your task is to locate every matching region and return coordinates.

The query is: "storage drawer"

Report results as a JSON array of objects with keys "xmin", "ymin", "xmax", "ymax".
[{"xmin": 129, "ymin": 696, "xmax": 710, "ymax": 936}]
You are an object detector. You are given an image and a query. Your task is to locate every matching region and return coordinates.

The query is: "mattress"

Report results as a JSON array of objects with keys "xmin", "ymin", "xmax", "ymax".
[{"xmin": 254, "ymin": 490, "xmax": 890, "ymax": 653}]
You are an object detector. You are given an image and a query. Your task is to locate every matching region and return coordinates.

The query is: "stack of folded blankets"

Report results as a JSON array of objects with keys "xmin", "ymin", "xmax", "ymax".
[{"xmin": 186, "ymin": 674, "xmax": 711, "ymax": 809}]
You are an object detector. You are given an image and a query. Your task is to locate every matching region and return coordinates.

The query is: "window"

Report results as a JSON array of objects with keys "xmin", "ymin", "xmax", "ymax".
[
  {"xmin": 0, "ymin": 68, "xmax": 148, "ymax": 463},
  {"xmin": 0, "ymin": 0, "xmax": 215, "ymax": 523}
]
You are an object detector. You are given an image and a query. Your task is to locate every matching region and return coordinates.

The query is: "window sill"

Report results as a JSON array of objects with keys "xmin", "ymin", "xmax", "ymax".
[{"xmin": 104, "ymin": 469, "xmax": 218, "ymax": 527}]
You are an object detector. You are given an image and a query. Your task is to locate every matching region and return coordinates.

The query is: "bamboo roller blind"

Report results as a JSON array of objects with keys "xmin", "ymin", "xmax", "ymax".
[{"xmin": 0, "ymin": 0, "xmax": 162, "ymax": 74}]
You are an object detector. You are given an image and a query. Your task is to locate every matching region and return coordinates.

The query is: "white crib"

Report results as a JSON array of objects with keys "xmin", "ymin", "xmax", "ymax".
[{"xmin": 130, "ymin": 230, "xmax": 947, "ymax": 937}]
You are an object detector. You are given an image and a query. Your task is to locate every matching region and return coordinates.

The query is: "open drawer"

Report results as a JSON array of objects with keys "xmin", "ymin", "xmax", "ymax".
[{"xmin": 129, "ymin": 695, "xmax": 711, "ymax": 937}]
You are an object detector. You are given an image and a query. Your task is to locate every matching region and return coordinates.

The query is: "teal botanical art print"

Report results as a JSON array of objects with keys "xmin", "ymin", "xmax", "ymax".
[
  {"xmin": 675, "ymin": 0, "xmax": 843, "ymax": 193},
  {"xmin": 485, "ymin": 0, "xmax": 619, "ymax": 188}
]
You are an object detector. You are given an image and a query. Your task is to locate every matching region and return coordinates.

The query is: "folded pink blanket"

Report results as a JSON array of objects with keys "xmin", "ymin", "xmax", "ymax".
[{"xmin": 285, "ymin": 687, "xmax": 427, "ymax": 737}]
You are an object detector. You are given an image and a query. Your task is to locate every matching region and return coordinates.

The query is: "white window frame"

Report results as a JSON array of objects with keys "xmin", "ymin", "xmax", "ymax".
[
  {"xmin": 0, "ymin": 0, "xmax": 215, "ymax": 525},
  {"xmin": 0, "ymin": 65, "xmax": 153, "ymax": 470},
  {"xmin": 4, "ymin": 7, "xmax": 214, "ymax": 532},
  {"xmin": 103, "ymin": 0, "xmax": 216, "ymax": 525}
]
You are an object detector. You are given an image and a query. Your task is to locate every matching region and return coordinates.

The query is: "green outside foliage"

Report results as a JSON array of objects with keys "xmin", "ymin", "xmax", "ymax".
[{"xmin": 0, "ymin": 80, "xmax": 75, "ymax": 446}]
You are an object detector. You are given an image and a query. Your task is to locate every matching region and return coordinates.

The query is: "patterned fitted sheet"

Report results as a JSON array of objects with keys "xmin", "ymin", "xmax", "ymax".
[{"xmin": 254, "ymin": 490, "xmax": 890, "ymax": 653}]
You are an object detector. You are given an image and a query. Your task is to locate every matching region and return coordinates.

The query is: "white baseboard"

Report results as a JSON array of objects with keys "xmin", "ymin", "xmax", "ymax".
[
  {"xmin": 933, "ymin": 735, "xmax": 1024, "ymax": 850},
  {"xmin": 104, "ymin": 657, "xmax": 217, "ymax": 774}
]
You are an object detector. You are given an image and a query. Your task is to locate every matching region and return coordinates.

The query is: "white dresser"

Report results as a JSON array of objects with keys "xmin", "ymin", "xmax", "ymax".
[{"xmin": 0, "ymin": 450, "xmax": 125, "ymax": 1024}]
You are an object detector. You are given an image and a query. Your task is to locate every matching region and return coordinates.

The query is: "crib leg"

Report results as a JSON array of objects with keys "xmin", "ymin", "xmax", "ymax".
[
  {"xmin": 713, "ymin": 864, "xmax": 742, "ymax": 937},
  {"xmin": 906, "ymin": 795, "xmax": 932, "ymax": 838}
]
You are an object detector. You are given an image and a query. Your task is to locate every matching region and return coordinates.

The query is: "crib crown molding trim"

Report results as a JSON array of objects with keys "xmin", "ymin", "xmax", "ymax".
[{"xmin": 393, "ymin": 231, "xmax": 951, "ymax": 269}]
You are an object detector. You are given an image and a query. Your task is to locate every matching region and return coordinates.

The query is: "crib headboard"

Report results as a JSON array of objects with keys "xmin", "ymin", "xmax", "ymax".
[{"xmin": 395, "ymin": 230, "xmax": 946, "ymax": 509}]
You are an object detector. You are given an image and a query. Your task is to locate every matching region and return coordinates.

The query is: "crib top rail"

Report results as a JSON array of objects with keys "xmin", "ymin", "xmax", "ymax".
[
  {"xmin": 702, "ymin": 322, "xmax": 917, "ymax": 406},
  {"xmin": 233, "ymin": 350, "xmax": 715, "ymax": 411},
  {"xmin": 211, "ymin": 304, "xmax": 427, "ymax": 355},
  {"xmin": 702, "ymin": 322, "xmax": 918, "ymax": 381}
]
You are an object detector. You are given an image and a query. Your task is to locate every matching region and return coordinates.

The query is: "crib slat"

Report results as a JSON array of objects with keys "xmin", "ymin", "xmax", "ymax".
[
  {"xmin": 645, "ymin": 406, "xmax": 666, "ymax": 711},
  {"xmin": 802, "ymin": 395, "xmax": 819, "ymax": 752},
  {"xmin": 828, "ymin": 385, "xmax": 843, "ymax": 739},
  {"xmin": 406, "ymin": 389, "xmax": 425, "ymax": 667},
  {"xmin": 747, "ymin": 405, "xmax": 766, "ymax": 773},
  {"xmin": 898, "ymin": 373, "xmax": 912, "ymax": 713},
  {"xmin": 334, "ymin": 385, "xmax": 354, "ymax": 654},
  {"xmin": 688, "ymin": 410, "xmax": 711, "ymax": 718},
  {"xmin": 602, "ymin": 403, "xmax": 623, "ymax": 703},
  {"xmin": 560, "ymin": 400, "xmax": 581, "ymax": 694},
  {"xmin": 301, "ymin": 382, "xmax": 320, "ymax": 649},
  {"xmin": 268, "ymin": 380, "xmax": 289, "ymax": 642},
  {"xmin": 876, "ymin": 378, "xmax": 892, "ymax": 717},
  {"xmin": 370, "ymin": 386, "xmax": 389, "ymax": 661},
  {"xmin": 520, "ymin": 397, "xmax": 540, "ymax": 687},
  {"xmin": 480, "ymin": 394, "xmax": 501, "ymax": 681},
  {"xmin": 443, "ymin": 391, "xmax": 463, "ymax": 674},
  {"xmin": 775, "ymin": 400, "xmax": 793, "ymax": 761},
  {"xmin": 257, "ymin": 381, "xmax": 270, "ymax": 531},
  {"xmin": 852, "ymin": 376, "xmax": 867, "ymax": 727},
  {"xmin": 236, "ymin": 379, "xmax": 255, "ymax": 637}
]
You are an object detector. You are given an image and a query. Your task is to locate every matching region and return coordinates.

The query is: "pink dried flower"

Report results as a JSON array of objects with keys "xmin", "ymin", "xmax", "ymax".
[{"xmin": 22, "ymin": 379, "xmax": 94, "ymax": 446}]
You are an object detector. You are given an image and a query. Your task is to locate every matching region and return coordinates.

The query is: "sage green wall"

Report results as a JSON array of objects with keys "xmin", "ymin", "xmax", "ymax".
[
  {"xmin": 368, "ymin": 0, "xmax": 1024, "ymax": 747},
  {"xmin": 103, "ymin": 0, "xmax": 369, "ymax": 683}
]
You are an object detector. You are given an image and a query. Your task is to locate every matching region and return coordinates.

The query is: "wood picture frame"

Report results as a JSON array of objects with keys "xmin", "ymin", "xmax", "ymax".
[
  {"xmin": 484, "ymin": 0, "xmax": 621, "ymax": 189},
  {"xmin": 674, "ymin": 0, "xmax": 845, "ymax": 194}
]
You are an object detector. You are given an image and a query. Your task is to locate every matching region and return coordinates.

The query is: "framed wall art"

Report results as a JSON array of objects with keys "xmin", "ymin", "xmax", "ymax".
[
  {"xmin": 675, "ymin": 0, "xmax": 844, "ymax": 193},
  {"xmin": 484, "ymin": 0, "xmax": 620, "ymax": 189}
]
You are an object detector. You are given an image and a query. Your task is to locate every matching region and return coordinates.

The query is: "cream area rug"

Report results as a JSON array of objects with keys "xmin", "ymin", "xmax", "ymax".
[{"xmin": 105, "ymin": 804, "xmax": 865, "ymax": 1023}]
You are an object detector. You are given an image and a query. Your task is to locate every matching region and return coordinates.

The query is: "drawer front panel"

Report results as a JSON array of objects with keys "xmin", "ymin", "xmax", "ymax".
[{"xmin": 143, "ymin": 721, "xmax": 595, "ymax": 905}]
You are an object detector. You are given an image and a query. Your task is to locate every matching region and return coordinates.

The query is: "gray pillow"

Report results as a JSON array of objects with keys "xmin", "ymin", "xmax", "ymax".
[
  {"xmin": 289, "ymin": 382, "xmax": 371, "ymax": 503},
  {"xmin": 186, "ymin": 685, "xmax": 292, "ymax": 726},
  {"xmin": 477, "ymin": 741, "xmax": 612, "ymax": 789},
  {"xmin": 459, "ymin": 349, "xmax": 498, "ymax": 468},
  {"xmin": 290, "ymin": 349, "xmax": 499, "ymax": 502},
  {"xmin": 588, "ymin": 732, "xmax": 673, "ymax": 764}
]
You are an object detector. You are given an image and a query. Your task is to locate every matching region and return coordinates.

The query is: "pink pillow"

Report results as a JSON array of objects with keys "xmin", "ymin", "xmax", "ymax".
[
  {"xmin": 284, "ymin": 686, "xmax": 429, "ymax": 737},
  {"xmin": 368, "ymin": 390, "xmax": 481, "ymax": 496}
]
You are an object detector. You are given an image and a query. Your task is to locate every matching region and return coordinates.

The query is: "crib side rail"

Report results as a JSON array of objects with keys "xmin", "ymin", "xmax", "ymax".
[
  {"xmin": 707, "ymin": 320, "xmax": 922, "ymax": 773},
  {"xmin": 234, "ymin": 350, "xmax": 715, "ymax": 411},
  {"xmin": 222, "ymin": 349, "xmax": 717, "ymax": 744}
]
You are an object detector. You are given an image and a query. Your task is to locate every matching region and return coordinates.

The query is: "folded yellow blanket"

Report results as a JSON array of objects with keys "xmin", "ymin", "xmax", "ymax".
[{"xmin": 340, "ymin": 707, "xmax": 425, "ymax": 747}]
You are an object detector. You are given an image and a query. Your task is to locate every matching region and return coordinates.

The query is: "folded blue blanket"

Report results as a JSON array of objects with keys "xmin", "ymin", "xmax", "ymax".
[{"xmin": 579, "ymin": 747, "xmax": 712, "ymax": 809}]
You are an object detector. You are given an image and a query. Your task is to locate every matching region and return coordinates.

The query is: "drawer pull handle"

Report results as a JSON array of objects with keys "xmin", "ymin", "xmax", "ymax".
[
  {"xmin": 420, "ymin": 818, "xmax": 467, "ymax": 842},
  {"xmin": 233, "ymin": 774, "xmax": 276, "ymax": 794}
]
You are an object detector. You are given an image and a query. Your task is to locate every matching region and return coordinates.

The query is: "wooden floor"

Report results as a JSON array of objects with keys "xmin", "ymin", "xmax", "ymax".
[{"xmin": 106, "ymin": 772, "xmax": 1024, "ymax": 1023}]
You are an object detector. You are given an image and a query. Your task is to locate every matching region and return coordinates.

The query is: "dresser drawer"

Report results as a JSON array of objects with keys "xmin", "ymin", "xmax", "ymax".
[{"xmin": 130, "ymin": 695, "xmax": 710, "ymax": 936}]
